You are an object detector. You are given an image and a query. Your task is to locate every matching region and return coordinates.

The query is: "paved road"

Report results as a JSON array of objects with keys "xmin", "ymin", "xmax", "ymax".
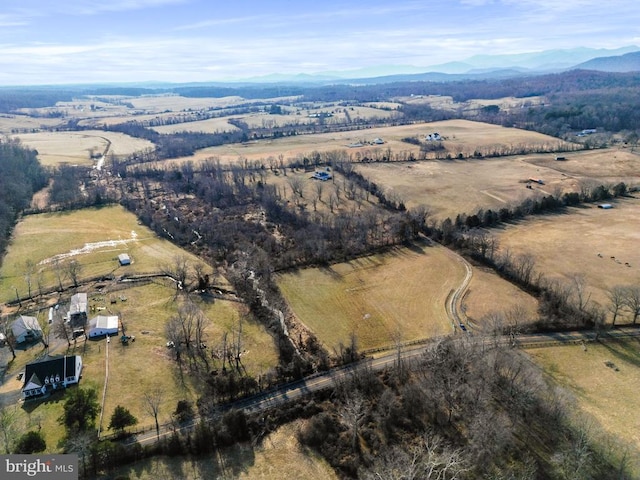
[{"xmin": 127, "ymin": 325, "xmax": 640, "ymax": 447}]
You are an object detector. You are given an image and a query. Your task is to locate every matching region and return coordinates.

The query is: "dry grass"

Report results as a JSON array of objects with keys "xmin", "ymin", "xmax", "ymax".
[
  {"xmin": 151, "ymin": 119, "xmax": 569, "ymax": 170},
  {"xmin": 463, "ymin": 266, "xmax": 539, "ymax": 327},
  {"xmin": 353, "ymin": 146, "xmax": 640, "ymax": 221},
  {"xmin": 527, "ymin": 339, "xmax": 640, "ymax": 475},
  {"xmin": 277, "ymin": 241, "xmax": 465, "ymax": 352},
  {"xmin": 109, "ymin": 420, "xmax": 338, "ymax": 480},
  {"xmin": 10, "ymin": 130, "xmax": 153, "ymax": 166},
  {"xmin": 495, "ymin": 197, "xmax": 640, "ymax": 310},
  {"xmin": 0, "ymin": 205, "xmax": 209, "ymax": 304},
  {"xmin": 0, "ymin": 114, "xmax": 64, "ymax": 134}
]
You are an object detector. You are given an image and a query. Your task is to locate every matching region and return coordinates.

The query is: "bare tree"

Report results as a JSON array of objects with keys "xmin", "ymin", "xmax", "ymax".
[
  {"xmin": 23, "ymin": 260, "xmax": 36, "ymax": 300},
  {"xmin": 143, "ymin": 388, "xmax": 163, "ymax": 441},
  {"xmin": 339, "ymin": 392, "xmax": 366, "ymax": 453},
  {"xmin": 607, "ymin": 285, "xmax": 627, "ymax": 326},
  {"xmin": 65, "ymin": 259, "xmax": 82, "ymax": 288},
  {"xmin": 52, "ymin": 257, "xmax": 64, "ymax": 291},
  {"xmin": 622, "ymin": 286, "xmax": 640, "ymax": 324},
  {"xmin": 163, "ymin": 255, "xmax": 190, "ymax": 293},
  {"xmin": 288, "ymin": 175, "xmax": 305, "ymax": 199},
  {"xmin": 569, "ymin": 273, "xmax": 591, "ymax": 312}
]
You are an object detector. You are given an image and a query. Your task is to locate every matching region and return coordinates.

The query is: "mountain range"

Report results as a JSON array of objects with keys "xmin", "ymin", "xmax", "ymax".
[{"xmin": 236, "ymin": 45, "xmax": 640, "ymax": 85}]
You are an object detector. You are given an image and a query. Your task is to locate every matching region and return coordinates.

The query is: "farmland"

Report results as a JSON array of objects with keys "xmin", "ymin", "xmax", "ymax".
[
  {"xmin": 159, "ymin": 118, "xmax": 571, "ymax": 167},
  {"xmin": 11, "ymin": 130, "xmax": 154, "ymax": 166},
  {"xmin": 495, "ymin": 197, "xmax": 640, "ymax": 308},
  {"xmin": 1, "ymin": 78, "xmax": 639, "ymax": 477}
]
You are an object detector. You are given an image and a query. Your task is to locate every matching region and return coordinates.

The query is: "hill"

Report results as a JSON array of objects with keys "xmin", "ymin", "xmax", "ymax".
[{"xmin": 574, "ymin": 51, "xmax": 640, "ymax": 72}]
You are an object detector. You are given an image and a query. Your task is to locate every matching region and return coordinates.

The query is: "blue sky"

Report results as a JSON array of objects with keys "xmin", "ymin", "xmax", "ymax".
[{"xmin": 0, "ymin": 0, "xmax": 638, "ymax": 85}]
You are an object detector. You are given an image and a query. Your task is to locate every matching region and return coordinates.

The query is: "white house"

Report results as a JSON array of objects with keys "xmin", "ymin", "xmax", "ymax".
[
  {"xmin": 88, "ymin": 315, "xmax": 119, "ymax": 338},
  {"xmin": 11, "ymin": 315, "xmax": 43, "ymax": 344},
  {"xmin": 22, "ymin": 355, "xmax": 83, "ymax": 399}
]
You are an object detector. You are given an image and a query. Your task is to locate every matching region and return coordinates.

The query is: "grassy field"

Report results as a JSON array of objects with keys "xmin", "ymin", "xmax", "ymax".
[
  {"xmin": 527, "ymin": 339, "xmax": 640, "ymax": 476},
  {"xmin": 495, "ymin": 197, "xmax": 640, "ymax": 311},
  {"xmin": 277, "ymin": 241, "xmax": 466, "ymax": 352},
  {"xmin": 108, "ymin": 420, "xmax": 337, "ymax": 480},
  {"xmin": 11, "ymin": 130, "xmax": 154, "ymax": 166},
  {"xmin": 277, "ymin": 241, "xmax": 539, "ymax": 351},
  {"xmin": 0, "ymin": 205, "xmax": 208, "ymax": 304}
]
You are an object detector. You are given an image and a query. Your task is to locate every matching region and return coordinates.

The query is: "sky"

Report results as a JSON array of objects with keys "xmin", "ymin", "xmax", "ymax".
[{"xmin": 0, "ymin": 0, "xmax": 639, "ymax": 85}]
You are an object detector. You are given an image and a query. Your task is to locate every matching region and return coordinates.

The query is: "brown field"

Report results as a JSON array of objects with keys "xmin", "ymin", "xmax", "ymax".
[
  {"xmin": 495, "ymin": 197, "xmax": 640, "ymax": 312},
  {"xmin": 109, "ymin": 420, "xmax": 337, "ymax": 480},
  {"xmin": 463, "ymin": 266, "xmax": 539, "ymax": 326},
  {"xmin": 10, "ymin": 130, "xmax": 154, "ymax": 166},
  {"xmin": 0, "ymin": 114, "xmax": 64, "ymax": 134},
  {"xmin": 527, "ymin": 339, "xmax": 640, "ymax": 475},
  {"xmin": 159, "ymin": 119, "xmax": 566, "ymax": 168},
  {"xmin": 0, "ymin": 205, "xmax": 210, "ymax": 303},
  {"xmin": 354, "ymin": 146, "xmax": 640, "ymax": 220}
]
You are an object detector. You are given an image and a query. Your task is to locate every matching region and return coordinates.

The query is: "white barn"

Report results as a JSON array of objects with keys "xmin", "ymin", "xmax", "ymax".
[{"xmin": 88, "ymin": 315, "xmax": 119, "ymax": 338}]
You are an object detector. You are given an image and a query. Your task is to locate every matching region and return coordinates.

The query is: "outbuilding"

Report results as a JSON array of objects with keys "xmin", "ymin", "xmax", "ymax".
[
  {"xmin": 118, "ymin": 253, "xmax": 131, "ymax": 266},
  {"xmin": 88, "ymin": 315, "xmax": 119, "ymax": 338},
  {"xmin": 597, "ymin": 203, "xmax": 613, "ymax": 209}
]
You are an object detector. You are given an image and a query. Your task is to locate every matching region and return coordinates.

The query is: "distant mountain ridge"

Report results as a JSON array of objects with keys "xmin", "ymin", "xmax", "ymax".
[
  {"xmin": 234, "ymin": 45, "xmax": 640, "ymax": 84},
  {"xmin": 573, "ymin": 51, "xmax": 640, "ymax": 72}
]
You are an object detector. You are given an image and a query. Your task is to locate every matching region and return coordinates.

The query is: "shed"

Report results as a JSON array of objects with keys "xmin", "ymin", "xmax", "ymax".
[
  {"xmin": 598, "ymin": 203, "xmax": 613, "ymax": 209},
  {"xmin": 11, "ymin": 315, "xmax": 43, "ymax": 344},
  {"xmin": 88, "ymin": 315, "xmax": 119, "ymax": 338},
  {"xmin": 118, "ymin": 253, "xmax": 131, "ymax": 266}
]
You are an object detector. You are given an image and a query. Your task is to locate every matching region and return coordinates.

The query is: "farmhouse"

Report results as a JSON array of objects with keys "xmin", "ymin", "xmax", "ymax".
[
  {"xmin": 68, "ymin": 293, "xmax": 88, "ymax": 328},
  {"xmin": 88, "ymin": 315, "xmax": 119, "ymax": 338},
  {"xmin": 21, "ymin": 355, "xmax": 83, "ymax": 399},
  {"xmin": 118, "ymin": 253, "xmax": 131, "ymax": 266},
  {"xmin": 11, "ymin": 315, "xmax": 43, "ymax": 344}
]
